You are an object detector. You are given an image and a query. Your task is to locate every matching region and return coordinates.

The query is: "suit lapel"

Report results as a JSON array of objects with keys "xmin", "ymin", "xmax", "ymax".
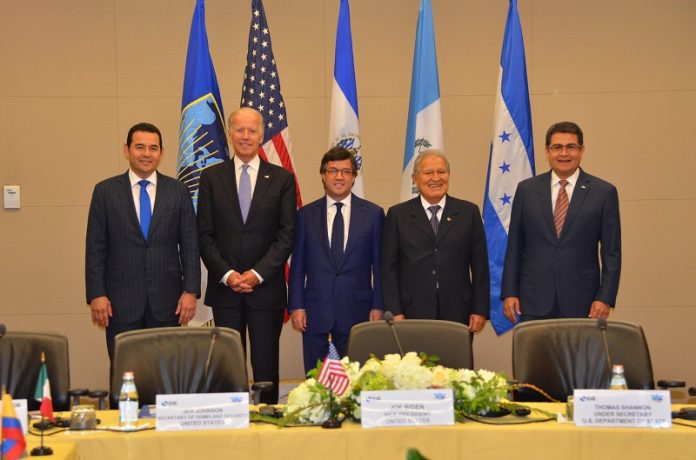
[
  {"xmin": 117, "ymin": 172, "xmax": 144, "ymax": 239},
  {"xmin": 246, "ymin": 160, "xmax": 272, "ymax": 224},
  {"xmin": 436, "ymin": 196, "xmax": 457, "ymax": 243},
  {"xmin": 343, "ymin": 194, "xmax": 366, "ymax": 263},
  {"xmin": 536, "ymin": 172, "xmax": 556, "ymax": 240},
  {"xmin": 409, "ymin": 197, "xmax": 435, "ymax": 240},
  {"xmin": 148, "ymin": 172, "xmax": 169, "ymax": 239},
  {"xmin": 311, "ymin": 198, "xmax": 334, "ymax": 267},
  {"xmin": 560, "ymin": 169, "xmax": 591, "ymax": 241},
  {"xmin": 220, "ymin": 160, "xmax": 244, "ymax": 224}
]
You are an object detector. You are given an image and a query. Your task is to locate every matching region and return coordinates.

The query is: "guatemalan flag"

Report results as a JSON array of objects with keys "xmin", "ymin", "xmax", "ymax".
[
  {"xmin": 178, "ymin": 0, "xmax": 229, "ymax": 326},
  {"xmin": 329, "ymin": 0, "xmax": 363, "ymax": 197},
  {"xmin": 401, "ymin": 0, "xmax": 444, "ymax": 202},
  {"xmin": 483, "ymin": 0, "xmax": 535, "ymax": 335}
]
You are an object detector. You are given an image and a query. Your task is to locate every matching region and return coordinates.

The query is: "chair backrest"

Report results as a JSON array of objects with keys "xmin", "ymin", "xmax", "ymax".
[
  {"xmin": 0, "ymin": 331, "xmax": 71, "ymax": 411},
  {"xmin": 347, "ymin": 320, "xmax": 473, "ymax": 369},
  {"xmin": 110, "ymin": 327, "xmax": 248, "ymax": 406},
  {"xmin": 512, "ymin": 318, "xmax": 655, "ymax": 402}
]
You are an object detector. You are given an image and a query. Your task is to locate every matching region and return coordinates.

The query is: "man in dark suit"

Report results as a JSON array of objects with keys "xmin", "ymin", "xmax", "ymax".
[
  {"xmin": 289, "ymin": 147, "xmax": 384, "ymax": 373},
  {"xmin": 501, "ymin": 121, "xmax": 621, "ymax": 322},
  {"xmin": 197, "ymin": 107, "xmax": 296, "ymax": 404},
  {"xmin": 381, "ymin": 150, "xmax": 490, "ymax": 332},
  {"xmin": 86, "ymin": 122, "xmax": 200, "ymax": 361}
]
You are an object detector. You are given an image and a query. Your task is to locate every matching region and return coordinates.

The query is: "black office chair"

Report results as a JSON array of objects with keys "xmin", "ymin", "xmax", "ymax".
[
  {"xmin": 347, "ymin": 319, "xmax": 473, "ymax": 369},
  {"xmin": 0, "ymin": 330, "xmax": 71, "ymax": 411},
  {"xmin": 512, "ymin": 318, "xmax": 682, "ymax": 402},
  {"xmin": 109, "ymin": 327, "xmax": 263, "ymax": 407}
]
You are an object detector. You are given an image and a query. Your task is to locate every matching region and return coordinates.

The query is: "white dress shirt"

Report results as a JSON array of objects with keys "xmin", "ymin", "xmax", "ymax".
[
  {"xmin": 420, "ymin": 194, "xmax": 446, "ymax": 222},
  {"xmin": 551, "ymin": 168, "xmax": 580, "ymax": 209},
  {"xmin": 326, "ymin": 194, "xmax": 352, "ymax": 250},
  {"xmin": 128, "ymin": 169, "xmax": 157, "ymax": 221}
]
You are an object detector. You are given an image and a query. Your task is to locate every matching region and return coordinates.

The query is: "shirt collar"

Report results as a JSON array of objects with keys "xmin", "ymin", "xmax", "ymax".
[
  {"xmin": 327, "ymin": 193, "xmax": 352, "ymax": 209},
  {"xmin": 551, "ymin": 168, "xmax": 580, "ymax": 187},
  {"xmin": 420, "ymin": 194, "xmax": 446, "ymax": 211},
  {"xmin": 234, "ymin": 154, "xmax": 261, "ymax": 171},
  {"xmin": 129, "ymin": 170, "xmax": 157, "ymax": 187}
]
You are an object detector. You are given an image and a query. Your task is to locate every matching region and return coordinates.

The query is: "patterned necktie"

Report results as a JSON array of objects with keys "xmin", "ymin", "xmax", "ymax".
[
  {"xmin": 554, "ymin": 179, "xmax": 569, "ymax": 237},
  {"xmin": 331, "ymin": 202, "xmax": 344, "ymax": 266},
  {"xmin": 138, "ymin": 179, "xmax": 151, "ymax": 239},
  {"xmin": 428, "ymin": 205, "xmax": 441, "ymax": 235},
  {"xmin": 239, "ymin": 164, "xmax": 251, "ymax": 223}
]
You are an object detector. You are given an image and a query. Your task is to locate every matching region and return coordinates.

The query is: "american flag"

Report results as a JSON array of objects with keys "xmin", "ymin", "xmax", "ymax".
[
  {"xmin": 317, "ymin": 342, "xmax": 350, "ymax": 396},
  {"xmin": 241, "ymin": 0, "xmax": 302, "ymax": 207}
]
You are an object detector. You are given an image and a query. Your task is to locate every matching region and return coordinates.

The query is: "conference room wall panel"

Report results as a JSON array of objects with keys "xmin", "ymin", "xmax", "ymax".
[{"xmin": 1, "ymin": 0, "xmax": 694, "ymax": 392}]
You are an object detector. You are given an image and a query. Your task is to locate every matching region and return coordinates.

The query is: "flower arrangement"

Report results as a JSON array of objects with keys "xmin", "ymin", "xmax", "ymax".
[{"xmin": 282, "ymin": 352, "xmax": 511, "ymax": 425}]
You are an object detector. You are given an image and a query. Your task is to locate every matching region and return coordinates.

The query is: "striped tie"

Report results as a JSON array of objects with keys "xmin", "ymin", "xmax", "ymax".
[
  {"xmin": 428, "ymin": 205, "xmax": 441, "ymax": 235},
  {"xmin": 554, "ymin": 179, "xmax": 569, "ymax": 237}
]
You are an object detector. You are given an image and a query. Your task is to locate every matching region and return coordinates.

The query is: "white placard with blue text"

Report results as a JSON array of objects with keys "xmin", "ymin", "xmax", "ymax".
[
  {"xmin": 0, "ymin": 399, "xmax": 28, "ymax": 434},
  {"xmin": 156, "ymin": 393, "xmax": 249, "ymax": 431},
  {"xmin": 574, "ymin": 389, "xmax": 671, "ymax": 428},
  {"xmin": 361, "ymin": 389, "xmax": 454, "ymax": 428}
]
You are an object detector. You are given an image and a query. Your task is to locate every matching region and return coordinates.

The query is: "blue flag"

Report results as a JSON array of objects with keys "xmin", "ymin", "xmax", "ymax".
[
  {"xmin": 329, "ymin": 0, "xmax": 364, "ymax": 196},
  {"xmin": 401, "ymin": 0, "xmax": 443, "ymax": 202},
  {"xmin": 483, "ymin": 0, "xmax": 535, "ymax": 335},
  {"xmin": 177, "ymin": 0, "xmax": 229, "ymax": 211}
]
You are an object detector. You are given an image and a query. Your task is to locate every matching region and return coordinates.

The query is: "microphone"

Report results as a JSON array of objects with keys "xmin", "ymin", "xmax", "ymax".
[
  {"xmin": 383, "ymin": 311, "xmax": 404, "ymax": 357},
  {"xmin": 597, "ymin": 318, "xmax": 613, "ymax": 381},
  {"xmin": 0, "ymin": 324, "xmax": 6, "ymax": 338},
  {"xmin": 203, "ymin": 327, "xmax": 220, "ymax": 393}
]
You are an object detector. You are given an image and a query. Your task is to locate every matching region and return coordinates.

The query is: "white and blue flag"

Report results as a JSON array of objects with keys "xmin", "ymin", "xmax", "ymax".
[
  {"xmin": 483, "ymin": 0, "xmax": 535, "ymax": 335},
  {"xmin": 401, "ymin": 0, "xmax": 443, "ymax": 202},
  {"xmin": 329, "ymin": 0, "xmax": 363, "ymax": 197}
]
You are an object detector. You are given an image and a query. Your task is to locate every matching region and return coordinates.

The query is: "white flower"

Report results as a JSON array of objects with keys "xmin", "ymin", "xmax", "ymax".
[
  {"xmin": 430, "ymin": 365, "xmax": 450, "ymax": 388},
  {"xmin": 393, "ymin": 362, "xmax": 432, "ymax": 389},
  {"xmin": 380, "ymin": 354, "xmax": 402, "ymax": 379},
  {"xmin": 285, "ymin": 379, "xmax": 330, "ymax": 424}
]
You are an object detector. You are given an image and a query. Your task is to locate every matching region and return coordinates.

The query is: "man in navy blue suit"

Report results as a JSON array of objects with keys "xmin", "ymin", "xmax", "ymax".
[
  {"xmin": 501, "ymin": 121, "xmax": 621, "ymax": 322},
  {"xmin": 86, "ymin": 123, "xmax": 200, "ymax": 360},
  {"xmin": 289, "ymin": 147, "xmax": 384, "ymax": 373}
]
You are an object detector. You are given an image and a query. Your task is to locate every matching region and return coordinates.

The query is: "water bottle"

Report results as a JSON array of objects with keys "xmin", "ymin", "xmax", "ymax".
[
  {"xmin": 609, "ymin": 364, "xmax": 628, "ymax": 390},
  {"xmin": 119, "ymin": 371, "xmax": 139, "ymax": 428}
]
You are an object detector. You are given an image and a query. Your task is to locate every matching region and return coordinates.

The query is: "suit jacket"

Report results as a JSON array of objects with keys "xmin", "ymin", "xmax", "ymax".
[
  {"xmin": 381, "ymin": 195, "xmax": 490, "ymax": 323},
  {"xmin": 197, "ymin": 158, "xmax": 296, "ymax": 310},
  {"xmin": 501, "ymin": 169, "xmax": 621, "ymax": 317},
  {"xmin": 288, "ymin": 194, "xmax": 384, "ymax": 334},
  {"xmin": 85, "ymin": 171, "xmax": 200, "ymax": 323}
]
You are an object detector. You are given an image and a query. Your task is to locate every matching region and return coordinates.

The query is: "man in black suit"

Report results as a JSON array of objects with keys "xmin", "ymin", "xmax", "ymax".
[
  {"xmin": 501, "ymin": 121, "xmax": 621, "ymax": 322},
  {"xmin": 381, "ymin": 150, "xmax": 490, "ymax": 332},
  {"xmin": 197, "ymin": 107, "xmax": 296, "ymax": 404},
  {"xmin": 86, "ymin": 122, "xmax": 200, "ymax": 361}
]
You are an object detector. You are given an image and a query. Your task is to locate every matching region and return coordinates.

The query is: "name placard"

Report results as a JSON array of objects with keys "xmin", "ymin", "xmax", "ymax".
[
  {"xmin": 0, "ymin": 399, "xmax": 28, "ymax": 434},
  {"xmin": 156, "ymin": 393, "xmax": 249, "ymax": 431},
  {"xmin": 574, "ymin": 389, "xmax": 671, "ymax": 428},
  {"xmin": 360, "ymin": 389, "xmax": 454, "ymax": 428}
]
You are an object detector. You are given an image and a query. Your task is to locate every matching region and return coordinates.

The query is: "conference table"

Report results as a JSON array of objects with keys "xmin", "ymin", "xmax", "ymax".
[{"xmin": 25, "ymin": 403, "xmax": 696, "ymax": 460}]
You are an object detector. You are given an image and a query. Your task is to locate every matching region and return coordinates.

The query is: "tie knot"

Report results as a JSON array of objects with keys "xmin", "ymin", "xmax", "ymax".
[
  {"xmin": 241, "ymin": 164, "xmax": 250, "ymax": 172},
  {"xmin": 428, "ymin": 205, "xmax": 441, "ymax": 215},
  {"xmin": 559, "ymin": 179, "xmax": 568, "ymax": 188},
  {"xmin": 335, "ymin": 202, "xmax": 343, "ymax": 211},
  {"xmin": 138, "ymin": 179, "xmax": 149, "ymax": 189}
]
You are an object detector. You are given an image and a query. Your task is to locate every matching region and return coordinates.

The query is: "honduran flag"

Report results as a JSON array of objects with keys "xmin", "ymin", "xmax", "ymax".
[
  {"xmin": 483, "ymin": 0, "xmax": 535, "ymax": 335},
  {"xmin": 33, "ymin": 353, "xmax": 54, "ymax": 421},
  {"xmin": 1, "ymin": 390, "xmax": 27, "ymax": 460},
  {"xmin": 401, "ymin": 0, "xmax": 443, "ymax": 202},
  {"xmin": 329, "ymin": 0, "xmax": 364, "ymax": 197}
]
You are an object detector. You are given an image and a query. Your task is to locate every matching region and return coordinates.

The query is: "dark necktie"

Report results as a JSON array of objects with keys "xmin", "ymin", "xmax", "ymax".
[
  {"xmin": 239, "ymin": 164, "xmax": 251, "ymax": 223},
  {"xmin": 554, "ymin": 179, "xmax": 569, "ymax": 237},
  {"xmin": 138, "ymin": 179, "xmax": 151, "ymax": 239},
  {"xmin": 428, "ymin": 205, "xmax": 441, "ymax": 235},
  {"xmin": 331, "ymin": 202, "xmax": 344, "ymax": 266}
]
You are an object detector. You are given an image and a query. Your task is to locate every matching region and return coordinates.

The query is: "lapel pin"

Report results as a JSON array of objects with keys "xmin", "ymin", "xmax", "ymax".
[
  {"xmin": 264, "ymin": 175, "xmax": 270, "ymax": 179},
  {"xmin": 581, "ymin": 185, "xmax": 587, "ymax": 189},
  {"xmin": 447, "ymin": 217, "xmax": 452, "ymax": 222}
]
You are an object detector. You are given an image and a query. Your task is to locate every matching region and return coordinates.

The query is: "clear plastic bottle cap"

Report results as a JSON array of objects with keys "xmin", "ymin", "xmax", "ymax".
[{"xmin": 123, "ymin": 371, "xmax": 135, "ymax": 379}]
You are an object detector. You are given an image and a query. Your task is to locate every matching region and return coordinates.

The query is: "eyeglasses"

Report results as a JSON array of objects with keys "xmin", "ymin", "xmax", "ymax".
[
  {"xmin": 325, "ymin": 168, "xmax": 354, "ymax": 177},
  {"xmin": 547, "ymin": 144, "xmax": 581, "ymax": 154}
]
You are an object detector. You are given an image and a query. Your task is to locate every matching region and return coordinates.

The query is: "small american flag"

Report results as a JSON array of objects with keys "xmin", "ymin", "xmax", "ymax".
[
  {"xmin": 241, "ymin": 0, "xmax": 302, "ymax": 208},
  {"xmin": 317, "ymin": 342, "xmax": 350, "ymax": 396}
]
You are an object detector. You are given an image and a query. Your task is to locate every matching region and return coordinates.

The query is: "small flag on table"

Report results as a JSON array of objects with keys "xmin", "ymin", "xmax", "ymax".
[
  {"xmin": 1, "ymin": 389, "xmax": 27, "ymax": 460},
  {"xmin": 317, "ymin": 342, "xmax": 349, "ymax": 396},
  {"xmin": 33, "ymin": 352, "xmax": 54, "ymax": 421}
]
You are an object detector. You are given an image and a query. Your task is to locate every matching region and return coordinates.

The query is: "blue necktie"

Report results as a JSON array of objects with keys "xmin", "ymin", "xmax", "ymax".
[
  {"xmin": 138, "ymin": 179, "xmax": 151, "ymax": 239},
  {"xmin": 331, "ymin": 202, "xmax": 344, "ymax": 266},
  {"xmin": 239, "ymin": 164, "xmax": 251, "ymax": 223}
]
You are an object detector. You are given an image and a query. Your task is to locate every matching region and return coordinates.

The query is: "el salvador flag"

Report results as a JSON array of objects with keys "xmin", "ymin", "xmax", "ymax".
[
  {"xmin": 177, "ymin": 0, "xmax": 229, "ymax": 212},
  {"xmin": 483, "ymin": 0, "xmax": 535, "ymax": 335},
  {"xmin": 329, "ymin": 0, "xmax": 364, "ymax": 197},
  {"xmin": 401, "ymin": 0, "xmax": 443, "ymax": 202}
]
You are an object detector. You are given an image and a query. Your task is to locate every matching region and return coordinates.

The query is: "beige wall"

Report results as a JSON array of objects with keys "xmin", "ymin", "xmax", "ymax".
[{"xmin": 1, "ymin": 0, "xmax": 694, "ymax": 397}]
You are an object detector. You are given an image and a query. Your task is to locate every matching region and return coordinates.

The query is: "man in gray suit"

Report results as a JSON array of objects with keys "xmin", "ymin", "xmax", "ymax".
[
  {"xmin": 501, "ymin": 121, "xmax": 621, "ymax": 322},
  {"xmin": 86, "ymin": 122, "xmax": 200, "ymax": 360}
]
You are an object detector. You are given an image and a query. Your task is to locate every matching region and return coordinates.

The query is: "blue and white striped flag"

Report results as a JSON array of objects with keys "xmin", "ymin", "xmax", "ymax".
[
  {"xmin": 401, "ymin": 0, "xmax": 443, "ymax": 202},
  {"xmin": 483, "ymin": 0, "xmax": 535, "ymax": 335},
  {"xmin": 329, "ymin": 0, "xmax": 363, "ymax": 197}
]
